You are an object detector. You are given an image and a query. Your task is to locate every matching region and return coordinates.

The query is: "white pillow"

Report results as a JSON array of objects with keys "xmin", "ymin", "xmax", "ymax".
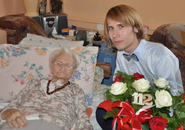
[{"xmin": 19, "ymin": 33, "xmax": 84, "ymax": 48}]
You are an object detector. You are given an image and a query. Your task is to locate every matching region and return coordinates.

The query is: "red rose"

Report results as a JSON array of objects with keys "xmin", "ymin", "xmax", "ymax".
[
  {"xmin": 113, "ymin": 76, "xmax": 124, "ymax": 83},
  {"xmin": 149, "ymin": 116, "xmax": 167, "ymax": 130},
  {"xmin": 133, "ymin": 73, "xmax": 144, "ymax": 80}
]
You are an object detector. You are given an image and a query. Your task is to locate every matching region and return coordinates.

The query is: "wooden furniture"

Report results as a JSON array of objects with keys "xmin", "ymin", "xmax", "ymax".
[
  {"xmin": 150, "ymin": 23, "xmax": 185, "ymax": 90},
  {"xmin": 0, "ymin": 14, "xmax": 47, "ymax": 44}
]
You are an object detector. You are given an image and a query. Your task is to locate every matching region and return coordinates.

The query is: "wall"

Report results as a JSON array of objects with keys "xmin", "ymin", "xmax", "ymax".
[
  {"xmin": 0, "ymin": 0, "xmax": 185, "ymax": 43},
  {"xmin": 63, "ymin": 0, "xmax": 185, "ymax": 34}
]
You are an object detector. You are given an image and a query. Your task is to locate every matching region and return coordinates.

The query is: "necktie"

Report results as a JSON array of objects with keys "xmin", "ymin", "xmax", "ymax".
[{"xmin": 123, "ymin": 53, "xmax": 139, "ymax": 61}]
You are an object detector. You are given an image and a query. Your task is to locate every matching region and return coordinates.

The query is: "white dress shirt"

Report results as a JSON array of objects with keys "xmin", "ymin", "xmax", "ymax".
[{"xmin": 115, "ymin": 39, "xmax": 183, "ymax": 96}]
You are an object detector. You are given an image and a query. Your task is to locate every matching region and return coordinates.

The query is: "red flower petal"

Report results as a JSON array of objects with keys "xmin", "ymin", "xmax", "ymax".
[
  {"xmin": 176, "ymin": 126, "xmax": 184, "ymax": 130},
  {"xmin": 149, "ymin": 116, "xmax": 167, "ymax": 130},
  {"xmin": 133, "ymin": 72, "xmax": 145, "ymax": 80},
  {"xmin": 113, "ymin": 76, "xmax": 124, "ymax": 83}
]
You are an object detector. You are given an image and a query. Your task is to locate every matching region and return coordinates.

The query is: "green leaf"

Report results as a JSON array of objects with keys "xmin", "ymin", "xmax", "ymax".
[
  {"xmin": 172, "ymin": 96, "xmax": 182, "ymax": 109},
  {"xmin": 131, "ymin": 103, "xmax": 143, "ymax": 112},
  {"xmin": 30, "ymin": 64, "xmax": 36, "ymax": 70},
  {"xmin": 141, "ymin": 123, "xmax": 150, "ymax": 130},
  {"xmin": 38, "ymin": 65, "xmax": 43, "ymax": 70},
  {"xmin": 106, "ymin": 91, "xmax": 124, "ymax": 102},
  {"xmin": 103, "ymin": 108, "xmax": 119, "ymax": 120},
  {"xmin": 104, "ymin": 71, "xmax": 185, "ymax": 129},
  {"xmin": 175, "ymin": 106, "xmax": 185, "ymax": 119},
  {"xmin": 24, "ymin": 61, "xmax": 29, "ymax": 67}
]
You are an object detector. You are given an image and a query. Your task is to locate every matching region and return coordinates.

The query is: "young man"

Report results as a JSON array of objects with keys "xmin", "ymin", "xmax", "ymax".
[{"xmin": 96, "ymin": 4, "xmax": 183, "ymax": 130}]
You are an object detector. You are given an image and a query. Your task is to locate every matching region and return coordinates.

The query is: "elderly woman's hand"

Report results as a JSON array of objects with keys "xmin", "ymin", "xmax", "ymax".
[{"xmin": 1, "ymin": 109, "xmax": 28, "ymax": 129}]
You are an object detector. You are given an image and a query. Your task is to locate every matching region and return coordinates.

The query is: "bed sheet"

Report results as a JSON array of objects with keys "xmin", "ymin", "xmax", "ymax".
[{"xmin": 90, "ymin": 84, "xmax": 109, "ymax": 130}]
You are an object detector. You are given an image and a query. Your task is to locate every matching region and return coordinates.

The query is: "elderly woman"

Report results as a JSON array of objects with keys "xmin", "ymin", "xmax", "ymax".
[{"xmin": 0, "ymin": 47, "xmax": 93, "ymax": 130}]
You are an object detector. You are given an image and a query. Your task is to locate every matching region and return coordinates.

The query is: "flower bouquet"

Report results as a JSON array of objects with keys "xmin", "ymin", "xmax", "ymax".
[{"xmin": 98, "ymin": 71, "xmax": 185, "ymax": 130}]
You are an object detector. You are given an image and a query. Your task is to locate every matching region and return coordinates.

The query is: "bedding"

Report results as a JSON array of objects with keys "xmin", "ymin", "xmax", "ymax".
[
  {"xmin": 0, "ymin": 44, "xmax": 98, "ymax": 107},
  {"xmin": 19, "ymin": 33, "xmax": 84, "ymax": 48},
  {"xmin": 90, "ymin": 84, "xmax": 109, "ymax": 130},
  {"xmin": 0, "ymin": 34, "xmax": 108, "ymax": 129}
]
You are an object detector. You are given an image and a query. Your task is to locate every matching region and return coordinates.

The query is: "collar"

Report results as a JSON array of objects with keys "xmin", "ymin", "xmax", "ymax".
[
  {"xmin": 118, "ymin": 39, "xmax": 146, "ymax": 61},
  {"xmin": 41, "ymin": 79, "xmax": 63, "ymax": 97},
  {"xmin": 132, "ymin": 39, "xmax": 146, "ymax": 60}
]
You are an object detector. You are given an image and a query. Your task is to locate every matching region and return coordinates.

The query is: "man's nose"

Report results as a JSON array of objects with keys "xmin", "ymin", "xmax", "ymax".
[{"xmin": 112, "ymin": 29, "xmax": 120, "ymax": 38}]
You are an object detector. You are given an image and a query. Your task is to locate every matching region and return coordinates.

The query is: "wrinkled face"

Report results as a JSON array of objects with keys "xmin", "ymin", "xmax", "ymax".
[
  {"xmin": 50, "ymin": 52, "xmax": 75, "ymax": 83},
  {"xmin": 107, "ymin": 18, "xmax": 139, "ymax": 53}
]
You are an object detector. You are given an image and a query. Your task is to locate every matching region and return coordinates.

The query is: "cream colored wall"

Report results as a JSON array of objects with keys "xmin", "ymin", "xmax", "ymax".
[
  {"xmin": 63, "ymin": 0, "xmax": 185, "ymax": 34},
  {"xmin": 0, "ymin": 0, "xmax": 185, "ymax": 43}
]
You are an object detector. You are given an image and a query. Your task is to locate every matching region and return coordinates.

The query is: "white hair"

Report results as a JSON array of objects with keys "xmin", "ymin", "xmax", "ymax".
[{"xmin": 49, "ymin": 47, "xmax": 81, "ymax": 70}]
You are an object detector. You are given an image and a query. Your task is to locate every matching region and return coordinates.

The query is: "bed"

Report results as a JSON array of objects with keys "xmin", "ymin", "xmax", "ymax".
[{"xmin": 0, "ymin": 34, "xmax": 110, "ymax": 129}]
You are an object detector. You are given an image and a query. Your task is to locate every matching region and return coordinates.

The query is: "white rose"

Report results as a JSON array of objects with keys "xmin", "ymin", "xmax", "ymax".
[
  {"xmin": 155, "ymin": 90, "xmax": 172, "ymax": 108},
  {"xmin": 132, "ymin": 79, "xmax": 150, "ymax": 92},
  {"xmin": 154, "ymin": 77, "xmax": 169, "ymax": 89},
  {"xmin": 110, "ymin": 82, "xmax": 128, "ymax": 95}
]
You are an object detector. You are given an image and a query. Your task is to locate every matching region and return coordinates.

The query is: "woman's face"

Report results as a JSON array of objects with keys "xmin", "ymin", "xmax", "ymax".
[
  {"xmin": 50, "ymin": 52, "xmax": 75, "ymax": 83},
  {"xmin": 107, "ymin": 18, "xmax": 139, "ymax": 53}
]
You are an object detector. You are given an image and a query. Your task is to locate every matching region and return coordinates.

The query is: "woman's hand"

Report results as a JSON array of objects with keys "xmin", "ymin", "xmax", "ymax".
[{"xmin": 1, "ymin": 109, "xmax": 28, "ymax": 129}]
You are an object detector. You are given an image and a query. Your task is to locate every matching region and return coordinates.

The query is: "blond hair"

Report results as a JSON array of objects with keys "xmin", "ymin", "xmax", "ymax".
[{"xmin": 104, "ymin": 4, "xmax": 145, "ymax": 44}]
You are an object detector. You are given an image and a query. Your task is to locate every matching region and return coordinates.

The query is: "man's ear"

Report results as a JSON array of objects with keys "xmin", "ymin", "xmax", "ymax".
[{"xmin": 133, "ymin": 27, "xmax": 139, "ymax": 33}]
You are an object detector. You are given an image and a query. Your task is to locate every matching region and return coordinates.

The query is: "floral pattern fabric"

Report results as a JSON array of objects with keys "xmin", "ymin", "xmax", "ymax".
[
  {"xmin": 3, "ymin": 77, "xmax": 93, "ymax": 130},
  {"xmin": 0, "ymin": 44, "xmax": 98, "ymax": 107},
  {"xmin": 19, "ymin": 33, "xmax": 84, "ymax": 48},
  {"xmin": 93, "ymin": 66, "xmax": 104, "ymax": 96}
]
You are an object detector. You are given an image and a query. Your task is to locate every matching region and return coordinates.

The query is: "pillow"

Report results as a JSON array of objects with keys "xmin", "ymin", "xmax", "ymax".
[
  {"xmin": 0, "ymin": 44, "xmax": 98, "ymax": 107},
  {"xmin": 94, "ymin": 66, "xmax": 104, "ymax": 84},
  {"xmin": 19, "ymin": 33, "xmax": 84, "ymax": 47},
  {"xmin": 93, "ymin": 66, "xmax": 104, "ymax": 96}
]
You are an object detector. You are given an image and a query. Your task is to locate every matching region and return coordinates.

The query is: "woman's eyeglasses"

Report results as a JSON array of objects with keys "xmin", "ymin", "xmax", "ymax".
[{"xmin": 54, "ymin": 61, "xmax": 74, "ymax": 70}]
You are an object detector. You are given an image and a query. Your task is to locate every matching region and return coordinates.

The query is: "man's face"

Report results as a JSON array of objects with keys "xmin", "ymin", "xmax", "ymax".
[{"xmin": 107, "ymin": 18, "xmax": 139, "ymax": 53}]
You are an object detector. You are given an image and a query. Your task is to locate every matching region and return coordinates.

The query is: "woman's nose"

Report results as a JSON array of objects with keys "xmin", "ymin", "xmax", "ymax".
[{"xmin": 59, "ymin": 64, "xmax": 66, "ymax": 70}]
